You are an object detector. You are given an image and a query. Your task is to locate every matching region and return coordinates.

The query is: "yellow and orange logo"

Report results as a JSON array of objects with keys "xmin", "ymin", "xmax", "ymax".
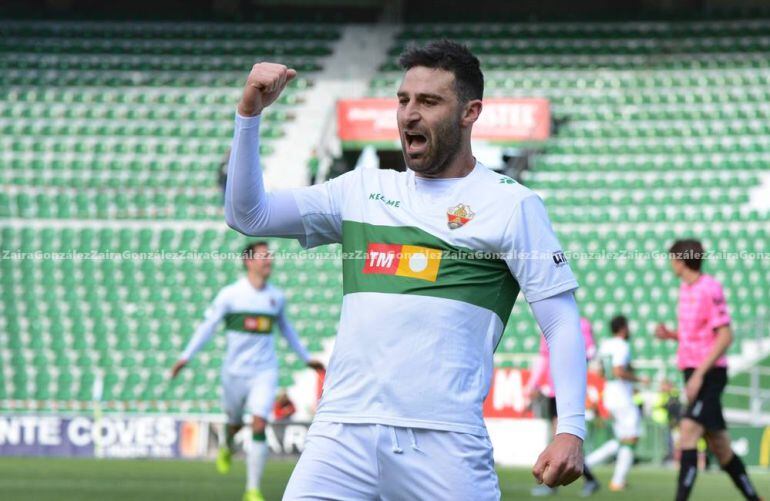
[
  {"xmin": 244, "ymin": 316, "xmax": 272, "ymax": 332},
  {"xmin": 362, "ymin": 243, "xmax": 442, "ymax": 282}
]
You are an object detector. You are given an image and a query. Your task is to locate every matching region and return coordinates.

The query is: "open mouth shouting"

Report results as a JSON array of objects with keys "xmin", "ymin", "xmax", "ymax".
[{"xmin": 404, "ymin": 131, "xmax": 429, "ymax": 157}]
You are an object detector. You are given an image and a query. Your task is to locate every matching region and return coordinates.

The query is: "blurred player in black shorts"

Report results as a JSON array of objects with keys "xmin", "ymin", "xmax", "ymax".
[{"xmin": 656, "ymin": 240, "xmax": 762, "ymax": 501}]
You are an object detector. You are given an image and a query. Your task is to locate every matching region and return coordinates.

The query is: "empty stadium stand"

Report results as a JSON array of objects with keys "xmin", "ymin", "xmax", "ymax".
[{"xmin": 0, "ymin": 20, "xmax": 340, "ymax": 413}]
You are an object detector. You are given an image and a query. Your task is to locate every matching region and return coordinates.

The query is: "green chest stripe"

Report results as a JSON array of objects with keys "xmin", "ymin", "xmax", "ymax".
[
  {"xmin": 224, "ymin": 312, "xmax": 276, "ymax": 334},
  {"xmin": 341, "ymin": 220, "xmax": 519, "ymax": 325}
]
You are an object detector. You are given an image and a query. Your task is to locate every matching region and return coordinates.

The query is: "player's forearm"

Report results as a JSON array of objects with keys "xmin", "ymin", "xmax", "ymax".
[
  {"xmin": 180, "ymin": 319, "xmax": 219, "ymax": 361},
  {"xmin": 224, "ymin": 113, "xmax": 269, "ymax": 232},
  {"xmin": 224, "ymin": 113, "xmax": 305, "ymax": 237},
  {"xmin": 530, "ymin": 292, "xmax": 587, "ymax": 439},
  {"xmin": 278, "ymin": 316, "xmax": 311, "ymax": 362},
  {"xmin": 695, "ymin": 326, "xmax": 732, "ymax": 376}
]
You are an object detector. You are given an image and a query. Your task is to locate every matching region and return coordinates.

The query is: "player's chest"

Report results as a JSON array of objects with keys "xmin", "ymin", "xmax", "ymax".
[
  {"xmin": 347, "ymin": 186, "xmax": 505, "ymax": 251},
  {"xmin": 678, "ymin": 289, "xmax": 710, "ymax": 326},
  {"xmin": 230, "ymin": 292, "xmax": 281, "ymax": 316}
]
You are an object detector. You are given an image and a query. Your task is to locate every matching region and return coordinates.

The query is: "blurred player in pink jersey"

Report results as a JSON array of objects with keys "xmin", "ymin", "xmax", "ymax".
[
  {"xmin": 656, "ymin": 239, "xmax": 762, "ymax": 501},
  {"xmin": 528, "ymin": 317, "xmax": 596, "ymax": 497}
]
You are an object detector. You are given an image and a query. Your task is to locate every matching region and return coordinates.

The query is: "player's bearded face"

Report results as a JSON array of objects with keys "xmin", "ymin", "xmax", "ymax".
[{"xmin": 397, "ymin": 67, "xmax": 464, "ymax": 176}]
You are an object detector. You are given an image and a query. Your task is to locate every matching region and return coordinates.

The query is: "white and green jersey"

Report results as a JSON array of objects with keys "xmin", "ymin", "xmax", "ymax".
[
  {"xmin": 181, "ymin": 278, "xmax": 310, "ymax": 377},
  {"xmin": 293, "ymin": 163, "xmax": 579, "ymax": 435},
  {"xmin": 599, "ymin": 337, "xmax": 634, "ymax": 403}
]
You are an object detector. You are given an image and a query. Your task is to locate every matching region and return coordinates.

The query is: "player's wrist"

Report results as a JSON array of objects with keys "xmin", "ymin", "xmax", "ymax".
[
  {"xmin": 237, "ymin": 101, "xmax": 262, "ymax": 117},
  {"xmin": 554, "ymin": 432, "xmax": 584, "ymax": 444}
]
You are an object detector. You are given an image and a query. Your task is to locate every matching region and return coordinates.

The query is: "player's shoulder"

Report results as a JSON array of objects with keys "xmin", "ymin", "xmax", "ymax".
[
  {"xmin": 261, "ymin": 282, "xmax": 286, "ymax": 303},
  {"xmin": 223, "ymin": 278, "xmax": 246, "ymax": 293},
  {"xmin": 603, "ymin": 336, "xmax": 625, "ymax": 350},
  {"xmin": 699, "ymin": 273, "xmax": 723, "ymax": 289},
  {"xmin": 265, "ymin": 282, "xmax": 285, "ymax": 297},
  {"xmin": 335, "ymin": 165, "xmax": 405, "ymax": 182},
  {"xmin": 473, "ymin": 164, "xmax": 540, "ymax": 206},
  {"xmin": 215, "ymin": 279, "xmax": 243, "ymax": 301},
  {"xmin": 328, "ymin": 166, "xmax": 405, "ymax": 195},
  {"xmin": 364, "ymin": 165, "xmax": 409, "ymax": 185}
]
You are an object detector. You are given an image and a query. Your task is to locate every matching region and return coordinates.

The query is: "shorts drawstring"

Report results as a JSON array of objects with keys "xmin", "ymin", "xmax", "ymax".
[
  {"xmin": 407, "ymin": 428, "xmax": 421, "ymax": 452},
  {"xmin": 389, "ymin": 427, "xmax": 420, "ymax": 454},
  {"xmin": 390, "ymin": 426, "xmax": 403, "ymax": 454}
]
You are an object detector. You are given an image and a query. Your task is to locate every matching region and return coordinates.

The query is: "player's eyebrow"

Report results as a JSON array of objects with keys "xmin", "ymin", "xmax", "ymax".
[
  {"xmin": 417, "ymin": 93, "xmax": 443, "ymax": 101},
  {"xmin": 396, "ymin": 91, "xmax": 444, "ymax": 101}
]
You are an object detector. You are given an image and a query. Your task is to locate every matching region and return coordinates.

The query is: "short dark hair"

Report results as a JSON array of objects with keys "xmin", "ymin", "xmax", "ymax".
[
  {"xmin": 669, "ymin": 239, "xmax": 705, "ymax": 271},
  {"xmin": 398, "ymin": 39, "xmax": 484, "ymax": 103},
  {"xmin": 242, "ymin": 241, "xmax": 269, "ymax": 262},
  {"xmin": 610, "ymin": 315, "xmax": 628, "ymax": 335}
]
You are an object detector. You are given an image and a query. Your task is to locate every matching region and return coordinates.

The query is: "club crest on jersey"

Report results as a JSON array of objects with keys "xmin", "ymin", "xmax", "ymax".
[{"xmin": 447, "ymin": 204, "xmax": 474, "ymax": 230}]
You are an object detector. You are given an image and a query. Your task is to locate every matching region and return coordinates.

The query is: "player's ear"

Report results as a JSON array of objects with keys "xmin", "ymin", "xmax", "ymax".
[{"xmin": 460, "ymin": 99, "xmax": 482, "ymax": 128}]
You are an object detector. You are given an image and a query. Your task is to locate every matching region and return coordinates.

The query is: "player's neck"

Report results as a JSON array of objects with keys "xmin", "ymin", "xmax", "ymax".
[
  {"xmin": 415, "ymin": 148, "xmax": 476, "ymax": 179},
  {"xmin": 681, "ymin": 269, "xmax": 701, "ymax": 285},
  {"xmin": 247, "ymin": 273, "xmax": 267, "ymax": 290}
]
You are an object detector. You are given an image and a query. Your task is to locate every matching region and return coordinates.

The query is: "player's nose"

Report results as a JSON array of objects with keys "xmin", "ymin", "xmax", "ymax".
[{"xmin": 399, "ymin": 102, "xmax": 421, "ymax": 125}]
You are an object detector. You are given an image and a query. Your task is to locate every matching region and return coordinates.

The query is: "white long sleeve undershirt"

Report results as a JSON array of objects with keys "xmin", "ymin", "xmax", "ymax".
[
  {"xmin": 180, "ymin": 301, "xmax": 225, "ymax": 361},
  {"xmin": 530, "ymin": 291, "xmax": 587, "ymax": 439},
  {"xmin": 224, "ymin": 113, "xmax": 305, "ymax": 238},
  {"xmin": 277, "ymin": 307, "xmax": 311, "ymax": 363}
]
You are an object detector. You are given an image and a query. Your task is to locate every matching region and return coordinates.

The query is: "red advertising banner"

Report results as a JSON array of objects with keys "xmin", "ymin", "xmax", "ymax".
[
  {"xmin": 482, "ymin": 368, "xmax": 608, "ymax": 419},
  {"xmin": 337, "ymin": 98, "xmax": 551, "ymax": 143}
]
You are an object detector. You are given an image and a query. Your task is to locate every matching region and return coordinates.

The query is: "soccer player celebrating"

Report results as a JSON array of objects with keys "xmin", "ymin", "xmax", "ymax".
[
  {"xmin": 226, "ymin": 41, "xmax": 588, "ymax": 499},
  {"xmin": 582, "ymin": 315, "xmax": 647, "ymax": 496},
  {"xmin": 170, "ymin": 241, "xmax": 324, "ymax": 501},
  {"xmin": 656, "ymin": 239, "xmax": 762, "ymax": 501}
]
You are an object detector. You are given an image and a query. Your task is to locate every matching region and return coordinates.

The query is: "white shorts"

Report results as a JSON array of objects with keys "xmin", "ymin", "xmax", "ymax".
[
  {"xmin": 221, "ymin": 369, "xmax": 278, "ymax": 424},
  {"xmin": 283, "ymin": 421, "xmax": 500, "ymax": 501},
  {"xmin": 603, "ymin": 390, "xmax": 641, "ymax": 440}
]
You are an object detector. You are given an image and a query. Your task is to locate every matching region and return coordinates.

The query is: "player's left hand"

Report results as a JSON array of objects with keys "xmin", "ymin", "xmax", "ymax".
[
  {"xmin": 170, "ymin": 359, "xmax": 187, "ymax": 379},
  {"xmin": 307, "ymin": 360, "xmax": 325, "ymax": 372},
  {"xmin": 685, "ymin": 371, "xmax": 703, "ymax": 403},
  {"xmin": 532, "ymin": 433, "xmax": 584, "ymax": 488}
]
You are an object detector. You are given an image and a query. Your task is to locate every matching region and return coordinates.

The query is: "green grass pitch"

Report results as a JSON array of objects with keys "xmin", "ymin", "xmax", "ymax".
[{"xmin": 1, "ymin": 457, "xmax": 767, "ymax": 500}]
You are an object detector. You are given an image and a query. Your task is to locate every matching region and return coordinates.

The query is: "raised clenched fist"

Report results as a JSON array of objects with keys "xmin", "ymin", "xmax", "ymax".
[{"xmin": 237, "ymin": 62, "xmax": 297, "ymax": 117}]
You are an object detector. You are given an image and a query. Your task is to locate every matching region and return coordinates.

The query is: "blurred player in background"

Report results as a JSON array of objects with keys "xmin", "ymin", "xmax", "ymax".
[
  {"xmin": 655, "ymin": 239, "xmax": 761, "ymax": 501},
  {"xmin": 170, "ymin": 241, "xmax": 324, "ymax": 501},
  {"xmin": 527, "ymin": 317, "xmax": 596, "ymax": 497},
  {"xmin": 226, "ymin": 40, "xmax": 588, "ymax": 500},
  {"xmin": 582, "ymin": 315, "xmax": 647, "ymax": 496}
]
